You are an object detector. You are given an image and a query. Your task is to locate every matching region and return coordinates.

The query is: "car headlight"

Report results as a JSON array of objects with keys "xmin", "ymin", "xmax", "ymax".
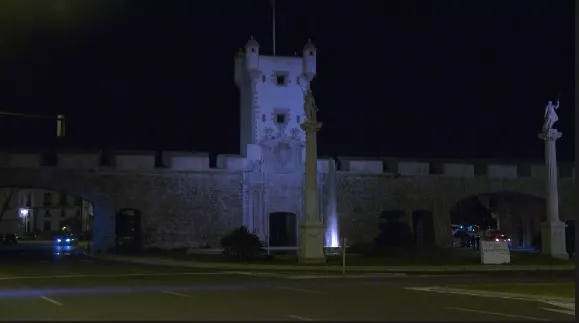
[
  {"xmin": 57, "ymin": 239, "xmax": 61, "ymax": 243},
  {"xmin": 495, "ymin": 238, "xmax": 499, "ymax": 242},
  {"xmin": 65, "ymin": 238, "xmax": 70, "ymax": 242}
]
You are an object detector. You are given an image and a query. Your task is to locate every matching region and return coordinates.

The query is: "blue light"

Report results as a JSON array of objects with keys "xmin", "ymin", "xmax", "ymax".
[
  {"xmin": 57, "ymin": 239, "xmax": 61, "ymax": 243},
  {"xmin": 65, "ymin": 239, "xmax": 70, "ymax": 242}
]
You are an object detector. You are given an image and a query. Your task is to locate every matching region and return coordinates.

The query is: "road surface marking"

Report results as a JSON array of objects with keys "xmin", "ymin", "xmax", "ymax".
[
  {"xmin": 445, "ymin": 307, "xmax": 548, "ymax": 321},
  {"xmin": 0, "ymin": 271, "xmax": 236, "ymax": 281},
  {"xmin": 541, "ymin": 301, "xmax": 575, "ymax": 310},
  {"xmin": 276, "ymin": 286, "xmax": 326, "ymax": 295},
  {"xmin": 540, "ymin": 301, "xmax": 575, "ymax": 316},
  {"xmin": 405, "ymin": 286, "xmax": 569, "ymax": 303},
  {"xmin": 161, "ymin": 291, "xmax": 193, "ymax": 298},
  {"xmin": 286, "ymin": 273, "xmax": 406, "ymax": 279},
  {"xmin": 40, "ymin": 296, "xmax": 62, "ymax": 306},
  {"xmin": 227, "ymin": 271, "xmax": 286, "ymax": 278},
  {"xmin": 540, "ymin": 307, "xmax": 575, "ymax": 316},
  {"xmin": 287, "ymin": 314, "xmax": 316, "ymax": 321}
]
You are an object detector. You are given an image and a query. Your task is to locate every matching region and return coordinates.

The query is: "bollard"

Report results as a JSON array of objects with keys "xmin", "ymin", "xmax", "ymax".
[{"xmin": 342, "ymin": 237, "xmax": 347, "ymax": 274}]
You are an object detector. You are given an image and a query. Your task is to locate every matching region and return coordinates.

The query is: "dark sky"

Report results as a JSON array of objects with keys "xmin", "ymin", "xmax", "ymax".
[{"xmin": 0, "ymin": 0, "xmax": 574, "ymax": 161}]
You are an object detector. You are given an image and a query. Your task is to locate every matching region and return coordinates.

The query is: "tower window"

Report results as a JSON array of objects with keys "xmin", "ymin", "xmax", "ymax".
[
  {"xmin": 262, "ymin": 75, "xmax": 266, "ymax": 82},
  {"xmin": 262, "ymin": 114, "xmax": 266, "ymax": 122},
  {"xmin": 309, "ymin": 51, "xmax": 314, "ymax": 56},
  {"xmin": 276, "ymin": 75, "xmax": 286, "ymax": 86},
  {"xmin": 276, "ymin": 113, "xmax": 286, "ymax": 124},
  {"xmin": 296, "ymin": 115, "xmax": 301, "ymax": 123}
]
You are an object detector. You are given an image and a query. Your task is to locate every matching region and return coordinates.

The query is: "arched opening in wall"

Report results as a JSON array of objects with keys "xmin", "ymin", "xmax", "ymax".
[
  {"xmin": 0, "ymin": 187, "xmax": 94, "ymax": 256},
  {"xmin": 451, "ymin": 192, "xmax": 546, "ymax": 250},
  {"xmin": 412, "ymin": 210, "xmax": 435, "ymax": 247},
  {"xmin": 268, "ymin": 212, "xmax": 297, "ymax": 247},
  {"xmin": 115, "ymin": 208, "xmax": 142, "ymax": 251}
]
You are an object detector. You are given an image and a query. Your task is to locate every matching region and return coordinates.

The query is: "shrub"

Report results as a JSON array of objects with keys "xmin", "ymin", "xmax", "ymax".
[{"xmin": 220, "ymin": 226, "xmax": 263, "ymax": 260}]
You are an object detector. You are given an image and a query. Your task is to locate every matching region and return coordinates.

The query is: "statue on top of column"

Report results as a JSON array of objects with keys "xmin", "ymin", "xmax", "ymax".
[
  {"xmin": 304, "ymin": 88, "xmax": 318, "ymax": 123},
  {"xmin": 543, "ymin": 100, "xmax": 560, "ymax": 131}
]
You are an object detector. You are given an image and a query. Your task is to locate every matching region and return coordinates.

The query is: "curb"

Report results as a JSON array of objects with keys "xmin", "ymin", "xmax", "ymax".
[{"xmin": 89, "ymin": 254, "xmax": 575, "ymax": 273}]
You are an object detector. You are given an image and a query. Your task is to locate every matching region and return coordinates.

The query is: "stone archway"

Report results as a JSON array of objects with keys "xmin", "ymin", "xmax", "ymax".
[
  {"xmin": 451, "ymin": 191, "xmax": 546, "ymax": 249},
  {"xmin": 0, "ymin": 169, "xmax": 117, "ymax": 252},
  {"xmin": 268, "ymin": 212, "xmax": 297, "ymax": 247}
]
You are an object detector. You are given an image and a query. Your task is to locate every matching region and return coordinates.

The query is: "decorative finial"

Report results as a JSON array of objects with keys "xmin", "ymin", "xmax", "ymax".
[{"xmin": 304, "ymin": 38, "xmax": 316, "ymax": 51}]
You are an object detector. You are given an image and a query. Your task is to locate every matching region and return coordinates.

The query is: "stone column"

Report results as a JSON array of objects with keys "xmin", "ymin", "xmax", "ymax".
[
  {"xmin": 298, "ymin": 121, "xmax": 326, "ymax": 263},
  {"xmin": 538, "ymin": 129, "xmax": 568, "ymax": 259}
]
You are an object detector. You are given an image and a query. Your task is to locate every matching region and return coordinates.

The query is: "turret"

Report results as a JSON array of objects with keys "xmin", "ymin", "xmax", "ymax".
[
  {"xmin": 244, "ymin": 36, "xmax": 260, "ymax": 72},
  {"xmin": 302, "ymin": 39, "xmax": 317, "ymax": 81}
]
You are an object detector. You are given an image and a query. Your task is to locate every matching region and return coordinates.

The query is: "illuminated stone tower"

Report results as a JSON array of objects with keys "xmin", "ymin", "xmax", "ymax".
[{"xmin": 234, "ymin": 37, "xmax": 323, "ymax": 249}]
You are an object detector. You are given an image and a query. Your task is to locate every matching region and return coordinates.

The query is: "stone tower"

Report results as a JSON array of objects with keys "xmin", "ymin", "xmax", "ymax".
[{"xmin": 234, "ymin": 37, "xmax": 321, "ymax": 247}]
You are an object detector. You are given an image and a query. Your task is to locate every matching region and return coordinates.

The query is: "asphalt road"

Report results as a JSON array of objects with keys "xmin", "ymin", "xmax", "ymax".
[{"xmin": 0, "ymin": 243, "xmax": 575, "ymax": 321}]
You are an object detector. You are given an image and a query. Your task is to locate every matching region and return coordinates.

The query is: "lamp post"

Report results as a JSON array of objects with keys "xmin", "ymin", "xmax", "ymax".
[{"xmin": 19, "ymin": 208, "xmax": 30, "ymax": 234}]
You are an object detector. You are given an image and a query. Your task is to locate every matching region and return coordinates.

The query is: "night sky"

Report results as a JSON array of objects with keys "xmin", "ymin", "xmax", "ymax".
[{"xmin": 0, "ymin": 0, "xmax": 574, "ymax": 161}]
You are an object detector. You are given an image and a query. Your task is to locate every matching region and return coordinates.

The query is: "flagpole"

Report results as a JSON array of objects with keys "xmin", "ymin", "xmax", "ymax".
[{"xmin": 271, "ymin": 0, "xmax": 276, "ymax": 56}]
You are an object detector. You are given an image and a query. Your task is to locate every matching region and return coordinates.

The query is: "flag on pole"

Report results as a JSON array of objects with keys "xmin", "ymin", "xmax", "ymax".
[{"xmin": 270, "ymin": 0, "xmax": 276, "ymax": 56}]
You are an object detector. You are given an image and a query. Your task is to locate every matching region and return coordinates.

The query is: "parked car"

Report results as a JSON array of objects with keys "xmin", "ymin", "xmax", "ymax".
[
  {"xmin": 488, "ymin": 234, "xmax": 512, "ymax": 248},
  {"xmin": 1, "ymin": 234, "xmax": 18, "ymax": 245},
  {"xmin": 55, "ymin": 232, "xmax": 78, "ymax": 246}
]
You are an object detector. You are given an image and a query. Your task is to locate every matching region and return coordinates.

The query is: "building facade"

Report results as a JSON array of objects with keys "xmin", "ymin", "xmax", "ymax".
[{"xmin": 0, "ymin": 188, "xmax": 92, "ymax": 235}]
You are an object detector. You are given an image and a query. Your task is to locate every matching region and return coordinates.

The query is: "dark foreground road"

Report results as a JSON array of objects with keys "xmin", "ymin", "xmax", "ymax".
[{"xmin": 0, "ymin": 243, "xmax": 575, "ymax": 321}]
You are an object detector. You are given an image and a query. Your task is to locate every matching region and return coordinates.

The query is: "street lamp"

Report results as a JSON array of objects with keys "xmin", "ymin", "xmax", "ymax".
[{"xmin": 18, "ymin": 208, "xmax": 30, "ymax": 233}]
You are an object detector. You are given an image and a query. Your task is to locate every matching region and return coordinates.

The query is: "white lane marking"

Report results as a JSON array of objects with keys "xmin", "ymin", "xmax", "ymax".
[
  {"xmin": 40, "ymin": 296, "xmax": 62, "ymax": 306},
  {"xmin": 445, "ymin": 307, "xmax": 548, "ymax": 321},
  {"xmin": 0, "ymin": 271, "xmax": 237, "ymax": 281},
  {"xmin": 287, "ymin": 273, "xmax": 406, "ymax": 279},
  {"xmin": 228, "ymin": 271, "xmax": 286, "ymax": 278},
  {"xmin": 540, "ymin": 307, "xmax": 575, "ymax": 316},
  {"xmin": 161, "ymin": 291, "xmax": 193, "ymax": 298},
  {"xmin": 405, "ymin": 286, "xmax": 574, "ymax": 303},
  {"xmin": 540, "ymin": 301, "xmax": 575, "ymax": 316},
  {"xmin": 287, "ymin": 314, "xmax": 316, "ymax": 321},
  {"xmin": 541, "ymin": 301, "xmax": 575, "ymax": 311},
  {"xmin": 276, "ymin": 286, "xmax": 326, "ymax": 295}
]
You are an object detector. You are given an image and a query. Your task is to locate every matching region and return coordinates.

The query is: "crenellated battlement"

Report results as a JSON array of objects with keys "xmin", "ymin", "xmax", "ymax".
[{"xmin": 0, "ymin": 150, "xmax": 573, "ymax": 180}]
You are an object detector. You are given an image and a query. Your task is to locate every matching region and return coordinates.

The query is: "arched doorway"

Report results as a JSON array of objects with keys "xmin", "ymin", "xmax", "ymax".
[
  {"xmin": 269, "ymin": 212, "xmax": 297, "ymax": 247},
  {"xmin": 451, "ymin": 192, "xmax": 546, "ymax": 249},
  {"xmin": 412, "ymin": 210, "xmax": 435, "ymax": 247},
  {"xmin": 115, "ymin": 208, "xmax": 142, "ymax": 250}
]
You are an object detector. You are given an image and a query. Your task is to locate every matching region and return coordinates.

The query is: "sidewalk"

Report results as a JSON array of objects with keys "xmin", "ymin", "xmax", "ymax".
[{"xmin": 91, "ymin": 254, "xmax": 576, "ymax": 273}]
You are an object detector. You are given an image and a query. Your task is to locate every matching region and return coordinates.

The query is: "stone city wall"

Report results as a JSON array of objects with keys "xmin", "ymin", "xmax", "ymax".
[{"xmin": 0, "ymin": 150, "xmax": 573, "ymax": 249}]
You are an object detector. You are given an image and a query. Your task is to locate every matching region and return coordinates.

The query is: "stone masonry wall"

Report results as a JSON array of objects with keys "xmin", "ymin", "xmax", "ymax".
[
  {"xmin": 0, "ymin": 167, "xmax": 243, "ymax": 250},
  {"xmin": 336, "ymin": 172, "xmax": 575, "ymax": 247}
]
